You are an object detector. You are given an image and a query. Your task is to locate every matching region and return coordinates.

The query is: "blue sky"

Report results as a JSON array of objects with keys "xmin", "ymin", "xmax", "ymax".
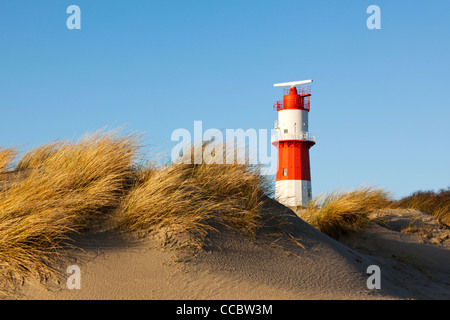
[{"xmin": 1, "ymin": 0, "xmax": 449, "ymax": 199}]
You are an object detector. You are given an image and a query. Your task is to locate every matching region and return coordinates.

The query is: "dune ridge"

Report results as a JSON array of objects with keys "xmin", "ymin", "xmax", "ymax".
[{"xmin": 0, "ymin": 130, "xmax": 449, "ymax": 300}]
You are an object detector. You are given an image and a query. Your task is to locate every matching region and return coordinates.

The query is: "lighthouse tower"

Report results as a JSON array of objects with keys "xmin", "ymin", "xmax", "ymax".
[{"xmin": 272, "ymin": 80, "xmax": 316, "ymax": 208}]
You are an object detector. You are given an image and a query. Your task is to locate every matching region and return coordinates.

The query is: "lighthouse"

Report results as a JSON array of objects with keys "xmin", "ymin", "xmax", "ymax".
[{"xmin": 272, "ymin": 80, "xmax": 316, "ymax": 208}]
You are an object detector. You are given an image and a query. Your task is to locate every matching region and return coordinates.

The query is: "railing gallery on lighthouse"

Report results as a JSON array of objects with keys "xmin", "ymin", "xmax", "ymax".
[
  {"xmin": 273, "ymin": 86, "xmax": 311, "ymax": 111},
  {"xmin": 271, "ymin": 126, "xmax": 316, "ymax": 144}
]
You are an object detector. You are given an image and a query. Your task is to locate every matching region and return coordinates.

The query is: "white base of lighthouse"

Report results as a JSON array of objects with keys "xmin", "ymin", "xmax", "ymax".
[{"xmin": 275, "ymin": 180, "xmax": 312, "ymax": 207}]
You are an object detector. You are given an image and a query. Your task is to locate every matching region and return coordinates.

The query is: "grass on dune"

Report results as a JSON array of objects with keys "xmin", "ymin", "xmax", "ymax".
[
  {"xmin": 301, "ymin": 186, "xmax": 450, "ymax": 239},
  {"xmin": 393, "ymin": 188, "xmax": 450, "ymax": 226},
  {"xmin": 300, "ymin": 186, "xmax": 392, "ymax": 239},
  {"xmin": 5, "ymin": 127, "xmax": 447, "ymax": 288},
  {"xmin": 117, "ymin": 143, "xmax": 272, "ymax": 250},
  {"xmin": 0, "ymin": 147, "xmax": 16, "ymax": 174},
  {"xmin": 0, "ymin": 130, "xmax": 140, "ymax": 283},
  {"xmin": 0, "ymin": 136, "xmax": 272, "ymax": 285}
]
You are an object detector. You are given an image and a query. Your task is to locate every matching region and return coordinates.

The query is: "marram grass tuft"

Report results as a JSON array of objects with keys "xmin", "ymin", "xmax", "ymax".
[
  {"xmin": 300, "ymin": 186, "xmax": 392, "ymax": 239},
  {"xmin": 117, "ymin": 142, "xmax": 272, "ymax": 250},
  {"xmin": 0, "ymin": 130, "xmax": 141, "ymax": 283}
]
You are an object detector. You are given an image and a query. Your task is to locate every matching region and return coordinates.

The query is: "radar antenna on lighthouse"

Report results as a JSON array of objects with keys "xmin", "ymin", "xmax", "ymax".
[
  {"xmin": 272, "ymin": 79, "xmax": 315, "ymax": 208},
  {"xmin": 273, "ymin": 79, "xmax": 313, "ymax": 87}
]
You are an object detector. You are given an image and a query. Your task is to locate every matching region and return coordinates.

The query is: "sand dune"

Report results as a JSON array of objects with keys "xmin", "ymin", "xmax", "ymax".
[{"xmin": 7, "ymin": 199, "xmax": 449, "ymax": 300}]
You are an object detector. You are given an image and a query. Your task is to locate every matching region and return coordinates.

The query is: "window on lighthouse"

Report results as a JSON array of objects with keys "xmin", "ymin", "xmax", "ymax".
[{"xmin": 283, "ymin": 168, "xmax": 287, "ymax": 176}]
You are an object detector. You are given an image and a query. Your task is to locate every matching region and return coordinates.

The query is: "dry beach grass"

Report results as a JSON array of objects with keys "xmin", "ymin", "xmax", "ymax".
[
  {"xmin": 0, "ymin": 132, "xmax": 273, "ymax": 288},
  {"xmin": 299, "ymin": 186, "xmax": 392, "ymax": 239},
  {"xmin": 393, "ymin": 188, "xmax": 450, "ymax": 226},
  {"xmin": 0, "ymin": 130, "xmax": 140, "ymax": 284},
  {"xmin": 117, "ymin": 161, "xmax": 271, "ymax": 250},
  {"xmin": 0, "ymin": 129, "xmax": 448, "ymax": 299},
  {"xmin": 0, "ymin": 147, "xmax": 16, "ymax": 173}
]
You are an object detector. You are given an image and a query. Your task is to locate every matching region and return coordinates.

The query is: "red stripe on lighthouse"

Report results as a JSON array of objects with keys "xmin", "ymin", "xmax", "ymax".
[{"xmin": 275, "ymin": 140, "xmax": 315, "ymax": 181}]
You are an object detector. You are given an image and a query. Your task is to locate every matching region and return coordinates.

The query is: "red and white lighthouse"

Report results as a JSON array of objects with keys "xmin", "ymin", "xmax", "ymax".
[{"xmin": 272, "ymin": 80, "xmax": 315, "ymax": 207}]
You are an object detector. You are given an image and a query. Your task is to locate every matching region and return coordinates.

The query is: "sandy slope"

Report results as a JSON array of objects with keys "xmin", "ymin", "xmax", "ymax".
[
  {"xmin": 341, "ymin": 209, "xmax": 450, "ymax": 297},
  {"xmin": 6, "ymin": 200, "xmax": 450, "ymax": 300}
]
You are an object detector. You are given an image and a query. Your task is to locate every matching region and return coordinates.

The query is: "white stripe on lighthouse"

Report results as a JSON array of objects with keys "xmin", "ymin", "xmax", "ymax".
[
  {"xmin": 275, "ymin": 180, "xmax": 312, "ymax": 207},
  {"xmin": 277, "ymin": 109, "xmax": 309, "ymax": 140}
]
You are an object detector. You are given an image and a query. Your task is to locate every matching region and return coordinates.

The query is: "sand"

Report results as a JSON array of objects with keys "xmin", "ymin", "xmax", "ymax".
[{"xmin": 5, "ymin": 200, "xmax": 450, "ymax": 300}]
